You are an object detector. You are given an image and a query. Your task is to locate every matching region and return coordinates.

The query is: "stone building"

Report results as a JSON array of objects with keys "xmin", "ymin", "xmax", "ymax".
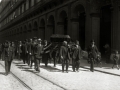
[{"xmin": 0, "ymin": 0, "xmax": 120, "ymax": 53}]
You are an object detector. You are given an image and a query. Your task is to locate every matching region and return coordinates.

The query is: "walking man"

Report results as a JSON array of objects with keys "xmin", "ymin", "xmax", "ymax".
[
  {"xmin": 34, "ymin": 38, "xmax": 43, "ymax": 72},
  {"xmin": 87, "ymin": 40, "xmax": 98, "ymax": 72},
  {"xmin": 60, "ymin": 41, "xmax": 70, "ymax": 73},
  {"xmin": 4, "ymin": 41, "xmax": 14, "ymax": 75},
  {"xmin": 72, "ymin": 40, "xmax": 82, "ymax": 72}
]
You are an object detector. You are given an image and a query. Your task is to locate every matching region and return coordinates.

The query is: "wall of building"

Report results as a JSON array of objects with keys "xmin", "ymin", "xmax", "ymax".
[{"xmin": 0, "ymin": 0, "xmax": 120, "ymax": 52}]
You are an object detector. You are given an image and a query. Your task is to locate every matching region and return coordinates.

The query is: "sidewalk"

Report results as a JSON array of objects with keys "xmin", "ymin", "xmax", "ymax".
[{"xmin": 80, "ymin": 58, "xmax": 120, "ymax": 76}]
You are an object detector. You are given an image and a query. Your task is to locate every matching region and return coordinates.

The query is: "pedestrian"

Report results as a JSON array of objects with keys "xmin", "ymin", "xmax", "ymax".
[
  {"xmin": 43, "ymin": 40, "xmax": 50, "ymax": 67},
  {"xmin": 11, "ymin": 42, "xmax": 15, "ymax": 59},
  {"xmin": 27, "ymin": 38, "xmax": 32, "ymax": 67},
  {"xmin": 34, "ymin": 38, "xmax": 43, "ymax": 72},
  {"xmin": 87, "ymin": 40, "xmax": 98, "ymax": 72},
  {"xmin": 103, "ymin": 43, "xmax": 111, "ymax": 63},
  {"xmin": 112, "ymin": 50, "xmax": 119, "ymax": 70},
  {"xmin": 72, "ymin": 40, "xmax": 82, "ymax": 72},
  {"xmin": 21, "ymin": 41, "xmax": 27, "ymax": 64},
  {"xmin": 4, "ymin": 41, "xmax": 14, "ymax": 76},
  {"xmin": 31, "ymin": 37, "xmax": 37, "ymax": 68},
  {"xmin": 60, "ymin": 41, "xmax": 70, "ymax": 73},
  {"xmin": 17, "ymin": 41, "xmax": 22, "ymax": 60}
]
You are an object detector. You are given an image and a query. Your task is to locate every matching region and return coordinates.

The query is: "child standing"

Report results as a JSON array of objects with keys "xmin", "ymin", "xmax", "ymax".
[{"xmin": 112, "ymin": 50, "xmax": 119, "ymax": 70}]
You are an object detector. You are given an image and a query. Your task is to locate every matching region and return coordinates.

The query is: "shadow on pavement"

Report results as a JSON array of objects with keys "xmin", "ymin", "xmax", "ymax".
[
  {"xmin": 16, "ymin": 65, "xmax": 28, "ymax": 67},
  {"xmin": 40, "ymin": 65, "xmax": 62, "ymax": 72},
  {"xmin": 0, "ymin": 72, "xmax": 6, "ymax": 75}
]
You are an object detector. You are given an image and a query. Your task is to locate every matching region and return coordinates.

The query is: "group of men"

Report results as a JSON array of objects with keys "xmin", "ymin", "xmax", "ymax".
[
  {"xmin": 1, "ymin": 37, "xmax": 118, "ymax": 76},
  {"xmin": 0, "ymin": 37, "xmax": 50, "ymax": 75}
]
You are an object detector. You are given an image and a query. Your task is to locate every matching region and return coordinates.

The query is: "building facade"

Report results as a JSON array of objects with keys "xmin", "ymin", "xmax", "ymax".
[{"xmin": 0, "ymin": 0, "xmax": 120, "ymax": 53}]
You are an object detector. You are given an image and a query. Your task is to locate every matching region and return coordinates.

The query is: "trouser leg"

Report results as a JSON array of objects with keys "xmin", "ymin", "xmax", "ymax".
[
  {"xmin": 8, "ymin": 60, "xmax": 12, "ymax": 73},
  {"xmin": 28, "ymin": 55, "xmax": 30, "ymax": 66},
  {"xmin": 72, "ymin": 59, "xmax": 75, "ymax": 71},
  {"xmin": 66, "ymin": 59, "xmax": 69, "ymax": 72},
  {"xmin": 54, "ymin": 57, "xmax": 56, "ymax": 67},
  {"xmin": 76, "ymin": 60, "xmax": 80, "ymax": 71},
  {"xmin": 62, "ymin": 59, "xmax": 64, "ymax": 72},
  {"xmin": 90, "ymin": 58, "xmax": 94, "ymax": 71},
  {"xmin": 5, "ymin": 58, "xmax": 8, "ymax": 75},
  {"xmin": 36, "ymin": 58, "xmax": 40, "ymax": 72}
]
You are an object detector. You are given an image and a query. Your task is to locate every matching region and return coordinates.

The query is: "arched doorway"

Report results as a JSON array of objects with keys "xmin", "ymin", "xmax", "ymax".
[
  {"xmin": 100, "ymin": 5, "xmax": 111, "ymax": 54},
  {"xmin": 33, "ymin": 21, "xmax": 38, "ymax": 37},
  {"xmin": 47, "ymin": 15, "xmax": 55, "ymax": 40},
  {"xmin": 39, "ymin": 19, "xmax": 45, "ymax": 40},
  {"xmin": 58, "ymin": 10, "xmax": 68, "ymax": 35},
  {"xmin": 28, "ymin": 23, "xmax": 32, "ymax": 39},
  {"xmin": 24, "ymin": 25, "xmax": 27, "ymax": 39},
  {"xmin": 73, "ymin": 4, "xmax": 85, "ymax": 50},
  {"xmin": 20, "ymin": 27, "xmax": 23, "ymax": 41}
]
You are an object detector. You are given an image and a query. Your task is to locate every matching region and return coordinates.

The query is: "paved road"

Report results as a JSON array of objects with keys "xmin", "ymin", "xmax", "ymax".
[
  {"xmin": 0, "ymin": 59, "xmax": 120, "ymax": 90},
  {"xmin": 0, "ymin": 62, "xmax": 30, "ymax": 90}
]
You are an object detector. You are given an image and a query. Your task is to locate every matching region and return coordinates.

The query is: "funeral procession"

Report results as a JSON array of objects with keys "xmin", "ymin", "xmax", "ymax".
[{"xmin": 0, "ymin": 0, "xmax": 120, "ymax": 90}]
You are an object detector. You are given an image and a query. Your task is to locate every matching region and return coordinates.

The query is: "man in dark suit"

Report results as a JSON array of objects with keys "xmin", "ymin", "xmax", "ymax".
[
  {"xmin": 17, "ymin": 41, "xmax": 22, "ymax": 60},
  {"xmin": 34, "ymin": 38, "xmax": 43, "ymax": 72},
  {"xmin": 87, "ymin": 40, "xmax": 98, "ymax": 72},
  {"xmin": 60, "ymin": 41, "xmax": 70, "ymax": 73},
  {"xmin": 21, "ymin": 41, "xmax": 28, "ymax": 64},
  {"xmin": 72, "ymin": 40, "xmax": 82, "ymax": 72},
  {"xmin": 43, "ymin": 40, "xmax": 50, "ymax": 67},
  {"xmin": 27, "ymin": 38, "xmax": 32, "ymax": 67},
  {"xmin": 4, "ymin": 41, "xmax": 14, "ymax": 76}
]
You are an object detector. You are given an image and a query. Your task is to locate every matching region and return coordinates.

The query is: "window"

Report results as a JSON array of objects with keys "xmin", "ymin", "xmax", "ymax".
[
  {"xmin": 34, "ymin": 0, "xmax": 37, "ymax": 4},
  {"xmin": 29, "ymin": 0, "xmax": 31, "ymax": 8},
  {"xmin": 24, "ymin": 2, "xmax": 26, "ymax": 11}
]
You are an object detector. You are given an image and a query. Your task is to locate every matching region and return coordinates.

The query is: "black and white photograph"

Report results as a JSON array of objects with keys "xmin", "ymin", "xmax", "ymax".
[{"xmin": 0, "ymin": 0, "xmax": 120, "ymax": 90}]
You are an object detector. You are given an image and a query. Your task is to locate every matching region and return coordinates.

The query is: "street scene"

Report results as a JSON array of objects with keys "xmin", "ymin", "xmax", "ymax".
[{"xmin": 0, "ymin": 0, "xmax": 120, "ymax": 90}]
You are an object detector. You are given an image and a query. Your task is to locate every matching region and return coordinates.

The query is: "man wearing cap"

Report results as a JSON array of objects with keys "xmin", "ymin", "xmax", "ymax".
[
  {"xmin": 4, "ymin": 41, "xmax": 14, "ymax": 75},
  {"xmin": 34, "ymin": 38, "xmax": 43, "ymax": 72},
  {"xmin": 60, "ymin": 41, "xmax": 71, "ymax": 73},
  {"xmin": 87, "ymin": 40, "xmax": 98, "ymax": 72},
  {"xmin": 72, "ymin": 40, "xmax": 82, "ymax": 72}
]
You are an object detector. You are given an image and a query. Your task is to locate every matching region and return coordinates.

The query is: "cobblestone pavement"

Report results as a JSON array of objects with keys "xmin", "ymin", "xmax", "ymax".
[{"xmin": 0, "ymin": 59, "xmax": 120, "ymax": 90}]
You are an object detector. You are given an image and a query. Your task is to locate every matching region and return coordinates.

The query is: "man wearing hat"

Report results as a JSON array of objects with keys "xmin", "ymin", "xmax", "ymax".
[
  {"xmin": 34, "ymin": 38, "xmax": 43, "ymax": 72},
  {"xmin": 87, "ymin": 40, "xmax": 98, "ymax": 72},
  {"xmin": 31, "ymin": 37, "xmax": 37, "ymax": 68},
  {"xmin": 4, "ymin": 41, "xmax": 14, "ymax": 75},
  {"xmin": 60, "ymin": 41, "xmax": 71, "ymax": 73},
  {"xmin": 72, "ymin": 40, "xmax": 82, "ymax": 72}
]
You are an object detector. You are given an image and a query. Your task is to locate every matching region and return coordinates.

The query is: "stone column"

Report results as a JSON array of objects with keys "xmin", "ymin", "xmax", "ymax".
[
  {"xmin": 90, "ymin": 13, "xmax": 100, "ymax": 48},
  {"xmin": 112, "ymin": 0, "xmax": 120, "ymax": 51}
]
